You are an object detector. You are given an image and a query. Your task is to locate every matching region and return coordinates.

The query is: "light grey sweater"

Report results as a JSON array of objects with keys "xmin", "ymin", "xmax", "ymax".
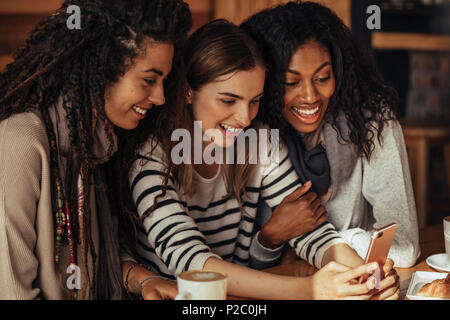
[
  {"xmin": 250, "ymin": 119, "xmax": 420, "ymax": 269},
  {"xmin": 0, "ymin": 112, "xmax": 99, "ymax": 299}
]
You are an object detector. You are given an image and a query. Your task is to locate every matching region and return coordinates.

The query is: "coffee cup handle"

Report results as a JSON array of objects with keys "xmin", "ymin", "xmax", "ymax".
[{"xmin": 175, "ymin": 292, "xmax": 191, "ymax": 300}]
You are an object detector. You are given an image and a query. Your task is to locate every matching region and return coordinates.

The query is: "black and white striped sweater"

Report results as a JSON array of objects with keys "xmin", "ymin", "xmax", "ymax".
[{"xmin": 128, "ymin": 139, "xmax": 346, "ymax": 279}]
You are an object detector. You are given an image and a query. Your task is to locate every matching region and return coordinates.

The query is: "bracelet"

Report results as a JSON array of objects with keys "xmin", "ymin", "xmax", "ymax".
[
  {"xmin": 124, "ymin": 263, "xmax": 153, "ymax": 299},
  {"xmin": 139, "ymin": 275, "xmax": 170, "ymax": 290},
  {"xmin": 124, "ymin": 263, "xmax": 139, "ymax": 299},
  {"xmin": 124, "ymin": 263, "xmax": 169, "ymax": 300}
]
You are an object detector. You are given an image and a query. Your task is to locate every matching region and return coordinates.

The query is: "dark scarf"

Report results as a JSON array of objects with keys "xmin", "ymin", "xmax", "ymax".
[
  {"xmin": 48, "ymin": 97, "xmax": 123, "ymax": 300},
  {"xmin": 284, "ymin": 125, "xmax": 331, "ymax": 197}
]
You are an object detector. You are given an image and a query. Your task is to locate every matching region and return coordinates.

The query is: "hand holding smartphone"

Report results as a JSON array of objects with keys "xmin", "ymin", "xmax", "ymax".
[{"xmin": 359, "ymin": 223, "xmax": 397, "ymax": 284}]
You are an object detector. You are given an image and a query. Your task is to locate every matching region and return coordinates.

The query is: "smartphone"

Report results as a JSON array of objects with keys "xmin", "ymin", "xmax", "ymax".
[{"xmin": 359, "ymin": 223, "xmax": 397, "ymax": 284}]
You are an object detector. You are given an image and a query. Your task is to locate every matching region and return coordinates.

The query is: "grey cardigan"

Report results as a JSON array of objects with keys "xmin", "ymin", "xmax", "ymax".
[
  {"xmin": 250, "ymin": 119, "xmax": 420, "ymax": 269},
  {"xmin": 0, "ymin": 112, "xmax": 100, "ymax": 299}
]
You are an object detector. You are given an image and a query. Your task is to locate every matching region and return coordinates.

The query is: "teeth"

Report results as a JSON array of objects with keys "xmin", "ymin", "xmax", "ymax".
[
  {"xmin": 292, "ymin": 106, "xmax": 319, "ymax": 116},
  {"xmin": 220, "ymin": 123, "xmax": 242, "ymax": 133},
  {"xmin": 132, "ymin": 105, "xmax": 147, "ymax": 115}
]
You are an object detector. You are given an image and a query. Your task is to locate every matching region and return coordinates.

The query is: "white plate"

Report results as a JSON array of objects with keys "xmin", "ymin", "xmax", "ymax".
[
  {"xmin": 406, "ymin": 271, "xmax": 449, "ymax": 300},
  {"xmin": 426, "ymin": 253, "xmax": 450, "ymax": 272}
]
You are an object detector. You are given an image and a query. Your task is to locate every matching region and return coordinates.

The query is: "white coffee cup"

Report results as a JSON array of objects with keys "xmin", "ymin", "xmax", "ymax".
[
  {"xmin": 175, "ymin": 270, "xmax": 227, "ymax": 300},
  {"xmin": 444, "ymin": 216, "xmax": 450, "ymax": 264}
]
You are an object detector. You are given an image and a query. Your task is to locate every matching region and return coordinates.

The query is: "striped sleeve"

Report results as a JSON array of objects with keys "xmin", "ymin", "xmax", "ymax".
[
  {"xmin": 129, "ymin": 142, "xmax": 221, "ymax": 277},
  {"xmin": 287, "ymin": 222, "xmax": 347, "ymax": 268},
  {"xmin": 259, "ymin": 143, "xmax": 302, "ymax": 208},
  {"xmin": 258, "ymin": 142, "xmax": 347, "ymax": 269}
]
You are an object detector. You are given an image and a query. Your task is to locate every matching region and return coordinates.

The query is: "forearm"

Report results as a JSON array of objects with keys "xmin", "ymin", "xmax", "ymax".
[
  {"xmin": 203, "ymin": 257, "xmax": 311, "ymax": 299},
  {"xmin": 321, "ymin": 243, "xmax": 364, "ymax": 269},
  {"xmin": 122, "ymin": 260, "xmax": 157, "ymax": 296}
]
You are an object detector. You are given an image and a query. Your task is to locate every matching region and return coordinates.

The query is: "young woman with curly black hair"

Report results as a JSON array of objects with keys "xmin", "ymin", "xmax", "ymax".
[
  {"xmin": 0, "ymin": 0, "xmax": 191, "ymax": 300},
  {"xmin": 241, "ymin": 1, "xmax": 419, "ymax": 273}
]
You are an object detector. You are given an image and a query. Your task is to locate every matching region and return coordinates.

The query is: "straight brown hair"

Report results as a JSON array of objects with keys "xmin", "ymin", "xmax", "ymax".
[{"xmin": 143, "ymin": 19, "xmax": 267, "ymax": 219}]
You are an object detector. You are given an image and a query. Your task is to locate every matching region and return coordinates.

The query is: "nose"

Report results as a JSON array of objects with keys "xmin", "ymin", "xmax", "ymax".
[
  {"xmin": 234, "ymin": 104, "xmax": 252, "ymax": 127},
  {"xmin": 148, "ymin": 84, "xmax": 165, "ymax": 106},
  {"xmin": 300, "ymin": 80, "xmax": 319, "ymax": 104}
]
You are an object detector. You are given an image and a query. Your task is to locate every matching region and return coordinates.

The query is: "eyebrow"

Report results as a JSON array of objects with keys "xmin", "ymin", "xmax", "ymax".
[
  {"xmin": 218, "ymin": 92, "xmax": 264, "ymax": 100},
  {"xmin": 142, "ymin": 68, "xmax": 163, "ymax": 76},
  {"xmin": 287, "ymin": 61, "xmax": 331, "ymax": 75}
]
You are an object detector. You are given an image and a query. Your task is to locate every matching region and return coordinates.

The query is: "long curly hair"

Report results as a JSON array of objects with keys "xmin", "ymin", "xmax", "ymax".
[
  {"xmin": 241, "ymin": 1, "xmax": 399, "ymax": 159},
  {"xmin": 0, "ymin": 0, "xmax": 191, "ymax": 298}
]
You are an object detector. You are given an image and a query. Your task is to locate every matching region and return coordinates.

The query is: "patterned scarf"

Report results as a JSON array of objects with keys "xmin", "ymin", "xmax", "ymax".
[{"xmin": 48, "ymin": 97, "xmax": 123, "ymax": 299}]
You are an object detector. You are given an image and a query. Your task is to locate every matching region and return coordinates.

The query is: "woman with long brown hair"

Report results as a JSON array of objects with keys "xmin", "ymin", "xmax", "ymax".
[
  {"xmin": 123, "ymin": 19, "xmax": 400, "ymax": 299},
  {"xmin": 0, "ymin": 0, "xmax": 191, "ymax": 299}
]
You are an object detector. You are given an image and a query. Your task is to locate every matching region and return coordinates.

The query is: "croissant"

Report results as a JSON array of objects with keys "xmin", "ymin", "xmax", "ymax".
[{"xmin": 417, "ymin": 274, "xmax": 450, "ymax": 299}]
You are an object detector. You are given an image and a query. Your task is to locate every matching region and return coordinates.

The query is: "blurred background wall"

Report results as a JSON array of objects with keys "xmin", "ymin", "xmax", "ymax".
[
  {"xmin": 0, "ymin": 0, "xmax": 448, "ymax": 228},
  {"xmin": 0, "ymin": 0, "xmax": 351, "ymax": 70}
]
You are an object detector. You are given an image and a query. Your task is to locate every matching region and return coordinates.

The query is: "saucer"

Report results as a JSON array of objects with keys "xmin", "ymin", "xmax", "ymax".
[
  {"xmin": 426, "ymin": 253, "xmax": 450, "ymax": 272},
  {"xmin": 406, "ymin": 271, "xmax": 450, "ymax": 300}
]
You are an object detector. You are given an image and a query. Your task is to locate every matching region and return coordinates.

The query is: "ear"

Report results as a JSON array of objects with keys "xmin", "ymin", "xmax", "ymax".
[{"xmin": 185, "ymin": 85, "xmax": 193, "ymax": 105}]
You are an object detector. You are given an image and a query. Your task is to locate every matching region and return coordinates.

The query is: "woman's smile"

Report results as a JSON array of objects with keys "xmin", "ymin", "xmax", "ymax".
[
  {"xmin": 132, "ymin": 104, "xmax": 152, "ymax": 119},
  {"xmin": 289, "ymin": 103, "xmax": 322, "ymax": 124},
  {"xmin": 218, "ymin": 123, "xmax": 244, "ymax": 136}
]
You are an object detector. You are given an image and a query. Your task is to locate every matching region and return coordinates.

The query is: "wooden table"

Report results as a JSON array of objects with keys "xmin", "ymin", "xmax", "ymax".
[{"xmin": 230, "ymin": 223, "xmax": 447, "ymax": 299}]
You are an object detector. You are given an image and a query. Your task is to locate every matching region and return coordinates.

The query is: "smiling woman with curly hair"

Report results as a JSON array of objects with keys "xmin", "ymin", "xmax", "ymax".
[
  {"xmin": 0, "ymin": 0, "xmax": 191, "ymax": 300},
  {"xmin": 241, "ymin": 1, "xmax": 420, "ymax": 271}
]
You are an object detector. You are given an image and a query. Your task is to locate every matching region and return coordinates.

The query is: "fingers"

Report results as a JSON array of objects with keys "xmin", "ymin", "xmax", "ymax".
[
  {"xmin": 143, "ymin": 280, "xmax": 178, "ymax": 300},
  {"xmin": 143, "ymin": 290, "xmax": 160, "ymax": 300},
  {"xmin": 338, "ymin": 283, "xmax": 373, "ymax": 298},
  {"xmin": 299, "ymin": 190, "xmax": 318, "ymax": 204},
  {"xmin": 370, "ymin": 286, "xmax": 400, "ymax": 300},
  {"xmin": 377, "ymin": 270, "xmax": 399, "ymax": 292},
  {"xmin": 337, "ymin": 265, "xmax": 398, "ymax": 300},
  {"xmin": 384, "ymin": 288, "xmax": 400, "ymax": 300},
  {"xmin": 314, "ymin": 212, "xmax": 328, "ymax": 227},
  {"xmin": 323, "ymin": 261, "xmax": 352, "ymax": 273},
  {"xmin": 368, "ymin": 269, "xmax": 400, "ymax": 300},
  {"xmin": 166, "ymin": 282, "xmax": 178, "ymax": 300},
  {"xmin": 313, "ymin": 205, "xmax": 327, "ymax": 222},
  {"xmin": 342, "ymin": 293, "xmax": 372, "ymax": 300},
  {"xmin": 325, "ymin": 262, "xmax": 397, "ymax": 300},
  {"xmin": 309, "ymin": 198, "xmax": 327, "ymax": 224},
  {"xmin": 283, "ymin": 181, "xmax": 312, "ymax": 202},
  {"xmin": 335, "ymin": 263, "xmax": 380, "ymax": 284},
  {"xmin": 310, "ymin": 197, "xmax": 321, "ymax": 212},
  {"xmin": 382, "ymin": 258, "xmax": 395, "ymax": 274}
]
